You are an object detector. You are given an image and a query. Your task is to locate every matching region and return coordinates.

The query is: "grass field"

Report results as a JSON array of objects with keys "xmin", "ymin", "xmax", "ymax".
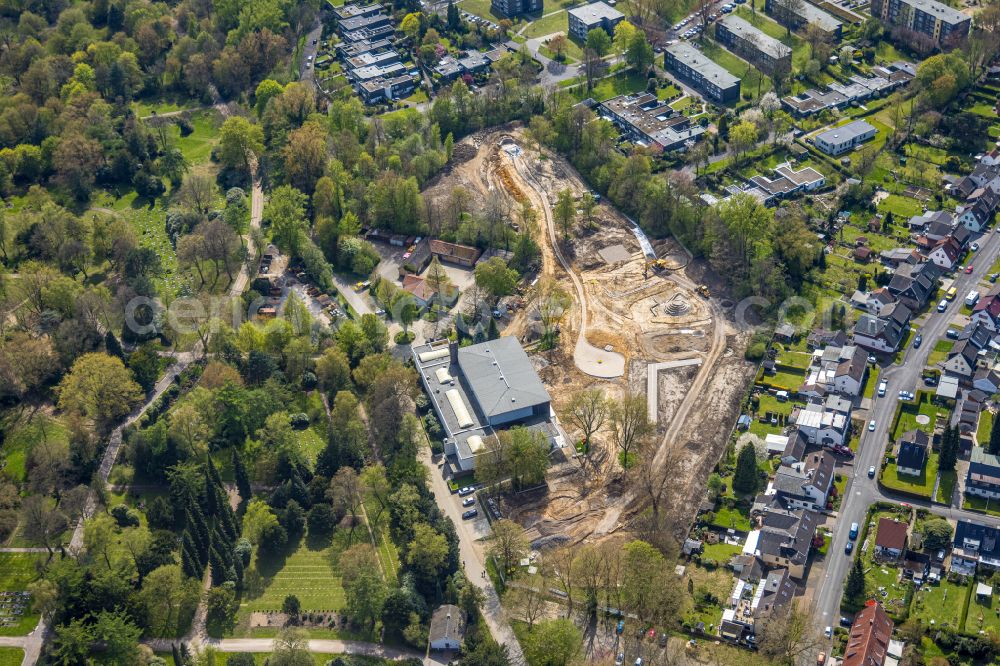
[
  {"xmin": 892, "ymin": 392, "xmax": 941, "ymax": 440},
  {"xmin": 522, "ymin": 10, "xmax": 568, "ymax": 38},
  {"xmin": 1, "ymin": 414, "xmax": 69, "ymax": 483},
  {"xmin": 0, "ymin": 553, "xmax": 43, "ymax": 636},
  {"xmin": 911, "ymin": 578, "xmax": 969, "ymax": 631},
  {"xmin": 709, "ymin": 505, "xmax": 752, "ymax": 532},
  {"xmin": 242, "ymin": 532, "xmax": 352, "ymax": 615},
  {"xmin": 965, "ymin": 587, "xmax": 1000, "ymax": 636},
  {"xmin": 131, "ymin": 97, "xmax": 205, "ymax": 118},
  {"xmin": 978, "ymin": 408, "xmax": 994, "ymax": 447},
  {"xmin": 937, "ymin": 469, "xmax": 956, "ymax": 504},
  {"xmin": 459, "ymin": 0, "xmax": 502, "ymax": 19},
  {"xmin": 170, "ymin": 109, "xmax": 223, "ymax": 168},
  {"xmin": 880, "ymin": 452, "xmax": 938, "ymax": 499},
  {"xmin": 571, "ymin": 71, "xmax": 647, "ymax": 102},
  {"xmin": 0, "ymin": 649, "xmax": 22, "ymax": 666}
]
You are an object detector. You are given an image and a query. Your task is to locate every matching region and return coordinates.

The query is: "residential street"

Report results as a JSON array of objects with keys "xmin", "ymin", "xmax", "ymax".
[{"xmin": 813, "ymin": 226, "xmax": 1000, "ymax": 631}]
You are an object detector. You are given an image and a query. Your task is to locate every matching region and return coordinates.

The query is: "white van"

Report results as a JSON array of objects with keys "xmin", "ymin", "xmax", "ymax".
[
  {"xmin": 966, "ymin": 290, "xmax": 981, "ymax": 307},
  {"xmin": 937, "ymin": 299, "xmax": 948, "ymax": 313},
  {"xmin": 878, "ymin": 381, "xmax": 887, "ymax": 397}
]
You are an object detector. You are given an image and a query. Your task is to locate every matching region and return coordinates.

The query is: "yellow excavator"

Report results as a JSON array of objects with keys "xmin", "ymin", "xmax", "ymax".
[
  {"xmin": 697, "ymin": 285, "xmax": 711, "ymax": 298},
  {"xmin": 644, "ymin": 258, "xmax": 669, "ymax": 278}
]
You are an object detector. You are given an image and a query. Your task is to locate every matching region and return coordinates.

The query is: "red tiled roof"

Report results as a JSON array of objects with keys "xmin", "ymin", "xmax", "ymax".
[
  {"xmin": 875, "ymin": 518, "xmax": 907, "ymax": 551},
  {"xmin": 843, "ymin": 601, "xmax": 893, "ymax": 666}
]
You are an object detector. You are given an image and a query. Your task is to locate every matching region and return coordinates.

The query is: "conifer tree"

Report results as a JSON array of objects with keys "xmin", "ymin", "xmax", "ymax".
[
  {"xmin": 233, "ymin": 449, "xmax": 252, "ymax": 502},
  {"xmin": 844, "ymin": 555, "xmax": 866, "ymax": 609},
  {"xmin": 733, "ymin": 442, "xmax": 759, "ymax": 495}
]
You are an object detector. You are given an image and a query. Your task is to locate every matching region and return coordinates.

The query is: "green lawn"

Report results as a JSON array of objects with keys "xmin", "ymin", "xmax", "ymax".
[
  {"xmin": 709, "ymin": 505, "xmax": 752, "ymax": 532},
  {"xmin": 131, "ymin": 97, "xmax": 204, "ymax": 118},
  {"xmin": 758, "ymin": 367, "xmax": 806, "ymax": 392},
  {"xmin": 877, "ymin": 193, "xmax": 925, "ymax": 219},
  {"xmin": 880, "ymin": 452, "xmax": 938, "ymax": 499},
  {"xmin": 965, "ymin": 586, "xmax": 1000, "ymax": 636},
  {"xmin": 171, "ymin": 109, "xmax": 223, "ymax": 167},
  {"xmin": 571, "ymin": 70, "xmax": 646, "ymax": 102},
  {"xmin": 522, "ymin": 10, "xmax": 568, "ymax": 38},
  {"xmin": 0, "ymin": 649, "xmax": 23, "ymax": 666},
  {"xmin": 776, "ymin": 350, "xmax": 812, "ymax": 370},
  {"xmin": 701, "ymin": 541, "xmax": 742, "ymax": 564},
  {"xmin": 1, "ymin": 414, "xmax": 69, "ymax": 483},
  {"xmin": 241, "ymin": 532, "xmax": 352, "ymax": 615},
  {"xmin": 928, "ymin": 339, "xmax": 953, "ymax": 367},
  {"xmin": 459, "ymin": 0, "xmax": 503, "ymax": 19},
  {"xmin": 911, "ymin": 578, "xmax": 969, "ymax": 631},
  {"xmin": 937, "ymin": 469, "xmax": 956, "ymax": 504},
  {"xmin": 0, "ymin": 553, "xmax": 43, "ymax": 636},
  {"xmin": 978, "ymin": 409, "xmax": 994, "ymax": 447},
  {"xmin": 963, "ymin": 494, "xmax": 1000, "ymax": 517},
  {"xmin": 892, "ymin": 392, "xmax": 941, "ymax": 440}
]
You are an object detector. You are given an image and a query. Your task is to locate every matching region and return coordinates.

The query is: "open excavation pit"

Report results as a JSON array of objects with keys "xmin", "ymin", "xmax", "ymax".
[{"xmin": 660, "ymin": 294, "xmax": 691, "ymax": 317}]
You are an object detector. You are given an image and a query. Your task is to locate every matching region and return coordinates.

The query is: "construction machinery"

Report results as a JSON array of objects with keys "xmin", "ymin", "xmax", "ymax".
[
  {"xmin": 644, "ymin": 258, "xmax": 669, "ymax": 278},
  {"xmin": 697, "ymin": 285, "xmax": 711, "ymax": 298}
]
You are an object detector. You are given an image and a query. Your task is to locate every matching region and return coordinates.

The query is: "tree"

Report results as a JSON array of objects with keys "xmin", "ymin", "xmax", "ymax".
[
  {"xmin": 270, "ymin": 628, "xmax": 313, "ymax": 666},
  {"xmin": 282, "ymin": 594, "xmax": 301, "ymax": 618},
  {"xmin": 474, "ymin": 256, "xmax": 518, "ymax": 302},
  {"xmin": 328, "ymin": 467, "xmax": 363, "ymax": 543},
  {"xmin": 728, "ymin": 120, "xmax": 759, "ymax": 161},
  {"xmin": 219, "ymin": 116, "xmax": 265, "ymax": 176},
  {"xmin": 844, "ymin": 556, "xmax": 866, "ymax": 609},
  {"xmin": 758, "ymin": 603, "xmax": 821, "ymax": 666},
  {"xmin": 609, "ymin": 391, "xmax": 653, "ymax": 470},
  {"xmin": 622, "ymin": 540, "xmax": 680, "ymax": 628},
  {"xmin": 585, "ymin": 28, "xmax": 611, "ymax": 57},
  {"xmin": 733, "ymin": 442, "xmax": 759, "ymax": 495},
  {"xmin": 21, "ymin": 496, "xmax": 67, "ymax": 557},
  {"xmin": 489, "ymin": 519, "xmax": 529, "ymax": 574},
  {"xmin": 625, "ymin": 30, "xmax": 654, "ymax": 71},
  {"xmin": 523, "ymin": 619, "xmax": 582, "ymax": 666},
  {"xmin": 316, "ymin": 347, "xmax": 352, "ymax": 396},
  {"xmin": 57, "ymin": 353, "xmax": 143, "ymax": 431},
  {"xmin": 141, "ymin": 565, "xmax": 201, "ymax": 638},
  {"xmin": 447, "ymin": 1, "xmax": 461, "ymax": 30},
  {"xmin": 407, "ymin": 523, "xmax": 449, "ymax": 582},
  {"xmin": 52, "ymin": 618, "xmax": 94, "ymax": 665},
  {"xmin": 511, "ymin": 576, "xmax": 548, "ymax": 629},
  {"xmin": 939, "ymin": 423, "xmax": 958, "ymax": 472},
  {"xmin": 554, "ymin": 188, "xmax": 575, "ymax": 239},
  {"xmin": 920, "ymin": 517, "xmax": 953, "ymax": 550},
  {"xmin": 264, "ymin": 185, "xmax": 309, "ymax": 256},
  {"xmin": 92, "ymin": 610, "xmax": 142, "ymax": 665},
  {"xmin": 242, "ymin": 499, "xmax": 280, "ymax": 544},
  {"xmin": 341, "ymin": 544, "xmax": 387, "ymax": 629},
  {"xmin": 565, "ymin": 388, "xmax": 608, "ymax": 452},
  {"xmin": 989, "ymin": 411, "xmax": 1000, "ymax": 455},
  {"xmin": 548, "ymin": 34, "xmax": 569, "ymax": 62}
]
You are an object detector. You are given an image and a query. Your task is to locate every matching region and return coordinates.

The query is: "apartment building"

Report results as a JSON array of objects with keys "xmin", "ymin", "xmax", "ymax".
[
  {"xmin": 567, "ymin": 1, "xmax": 625, "ymax": 40},
  {"xmin": 871, "ymin": 0, "xmax": 971, "ymax": 47},
  {"xmin": 813, "ymin": 119, "xmax": 877, "ymax": 155},
  {"xmin": 664, "ymin": 42, "xmax": 741, "ymax": 104},
  {"xmin": 764, "ymin": 0, "xmax": 843, "ymax": 39},
  {"xmin": 714, "ymin": 14, "xmax": 792, "ymax": 76},
  {"xmin": 491, "ymin": 0, "xmax": 542, "ymax": 18}
]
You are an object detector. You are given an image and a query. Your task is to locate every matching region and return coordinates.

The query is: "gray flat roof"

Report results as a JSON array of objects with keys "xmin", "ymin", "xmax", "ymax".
[
  {"xmin": 457, "ymin": 337, "xmax": 551, "ymax": 418},
  {"xmin": 718, "ymin": 14, "xmax": 792, "ymax": 60},
  {"xmin": 666, "ymin": 42, "xmax": 740, "ymax": 89},
  {"xmin": 815, "ymin": 119, "xmax": 876, "ymax": 144},
  {"xmin": 897, "ymin": 0, "xmax": 969, "ymax": 24},
  {"xmin": 789, "ymin": 1, "xmax": 842, "ymax": 32},
  {"xmin": 568, "ymin": 1, "xmax": 625, "ymax": 23}
]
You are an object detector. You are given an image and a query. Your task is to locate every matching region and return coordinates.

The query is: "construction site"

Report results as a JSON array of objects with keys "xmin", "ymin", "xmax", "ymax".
[{"xmin": 422, "ymin": 126, "xmax": 758, "ymax": 548}]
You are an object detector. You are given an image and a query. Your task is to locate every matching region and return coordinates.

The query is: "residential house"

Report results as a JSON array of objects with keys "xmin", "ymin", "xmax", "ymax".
[
  {"xmin": 852, "ymin": 288, "xmax": 896, "ymax": 316},
  {"xmin": 966, "ymin": 447, "xmax": 1000, "ymax": 499},
  {"xmin": 973, "ymin": 367, "xmax": 1000, "ymax": 394},
  {"xmin": 943, "ymin": 338, "xmax": 979, "ymax": 377},
  {"xmin": 887, "ymin": 262, "xmax": 941, "ymax": 311},
  {"xmin": 742, "ymin": 507, "xmax": 819, "ymax": 579},
  {"xmin": 567, "ymin": 1, "xmax": 624, "ymax": 40},
  {"xmin": 874, "ymin": 518, "xmax": 908, "ymax": 560},
  {"xmin": 664, "ymin": 42, "xmax": 741, "ymax": 104},
  {"xmin": 719, "ymin": 568, "xmax": 796, "ymax": 643},
  {"xmin": 793, "ymin": 402, "xmax": 850, "ymax": 446},
  {"xmin": 954, "ymin": 162, "xmax": 1000, "ymax": 200},
  {"xmin": 358, "ymin": 75, "xmax": 417, "ymax": 105},
  {"xmin": 879, "ymin": 247, "xmax": 921, "ymax": 267},
  {"xmin": 428, "ymin": 605, "xmax": 465, "ymax": 651},
  {"xmin": 746, "ymin": 163, "xmax": 826, "ymax": 205},
  {"xmin": 957, "ymin": 187, "xmax": 1000, "ymax": 232},
  {"xmin": 958, "ymin": 321, "xmax": 996, "ymax": 350},
  {"xmin": 843, "ymin": 601, "xmax": 893, "ymax": 666},
  {"xmin": 401, "ymin": 275, "xmax": 437, "ymax": 310},
  {"xmin": 800, "ymin": 344, "xmax": 867, "ymax": 397},
  {"xmin": 909, "ymin": 210, "xmax": 953, "ymax": 233},
  {"xmin": 853, "ymin": 302, "xmax": 912, "ymax": 353},
  {"xmin": 762, "ymin": 452, "xmax": 836, "ymax": 511},
  {"xmin": 781, "ymin": 63, "xmax": 913, "ymax": 116},
  {"xmin": 429, "ymin": 240, "xmax": 481, "ymax": 267},
  {"xmin": 952, "ymin": 520, "xmax": 1000, "ymax": 572},
  {"xmin": 928, "ymin": 237, "xmax": 962, "ymax": 270},
  {"xmin": 895, "ymin": 429, "xmax": 929, "ymax": 477},
  {"xmin": 813, "ymin": 120, "xmax": 877, "ymax": 156},
  {"xmin": 971, "ymin": 284, "xmax": 1000, "ymax": 330},
  {"xmin": 902, "ymin": 549, "xmax": 931, "ymax": 584},
  {"xmin": 870, "ymin": 0, "xmax": 971, "ymax": 48}
]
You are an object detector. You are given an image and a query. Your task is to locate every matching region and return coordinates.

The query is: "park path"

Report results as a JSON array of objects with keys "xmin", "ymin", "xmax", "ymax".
[{"xmin": 144, "ymin": 637, "xmax": 439, "ymax": 664}]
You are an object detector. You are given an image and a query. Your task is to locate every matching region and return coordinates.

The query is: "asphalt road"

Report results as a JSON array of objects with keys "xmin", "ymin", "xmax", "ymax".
[{"xmin": 813, "ymin": 226, "xmax": 1000, "ymax": 633}]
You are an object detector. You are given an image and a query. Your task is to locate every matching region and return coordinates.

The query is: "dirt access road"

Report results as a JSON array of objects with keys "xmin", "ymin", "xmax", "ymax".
[
  {"xmin": 504, "ymin": 141, "xmax": 625, "ymax": 378},
  {"xmin": 489, "ymin": 129, "xmax": 753, "ymax": 543}
]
